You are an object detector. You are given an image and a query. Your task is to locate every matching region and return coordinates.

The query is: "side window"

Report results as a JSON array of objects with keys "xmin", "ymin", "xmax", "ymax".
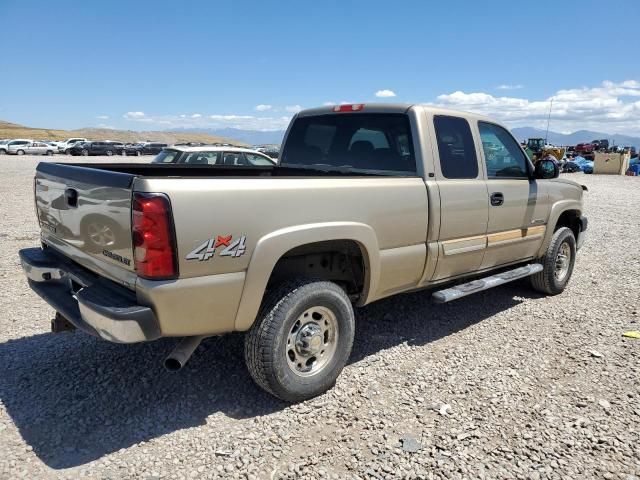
[
  {"xmin": 222, "ymin": 152, "xmax": 248, "ymax": 165},
  {"xmin": 479, "ymin": 122, "xmax": 529, "ymax": 178},
  {"xmin": 181, "ymin": 151, "xmax": 219, "ymax": 165},
  {"xmin": 433, "ymin": 115, "xmax": 479, "ymax": 179}
]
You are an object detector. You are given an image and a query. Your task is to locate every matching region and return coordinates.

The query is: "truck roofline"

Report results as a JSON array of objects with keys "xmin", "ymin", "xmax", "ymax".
[{"xmin": 296, "ymin": 103, "xmax": 498, "ymax": 124}]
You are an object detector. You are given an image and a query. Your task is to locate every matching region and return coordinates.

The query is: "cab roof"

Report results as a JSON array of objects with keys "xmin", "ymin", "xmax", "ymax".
[{"xmin": 297, "ymin": 103, "xmax": 496, "ymax": 123}]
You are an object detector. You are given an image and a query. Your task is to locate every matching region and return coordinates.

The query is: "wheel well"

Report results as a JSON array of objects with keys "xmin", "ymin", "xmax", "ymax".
[
  {"xmin": 554, "ymin": 210, "xmax": 581, "ymax": 239},
  {"xmin": 268, "ymin": 240, "xmax": 366, "ymax": 300}
]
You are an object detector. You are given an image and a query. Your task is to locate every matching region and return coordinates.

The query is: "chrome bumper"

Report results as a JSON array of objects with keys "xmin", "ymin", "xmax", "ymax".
[{"xmin": 19, "ymin": 247, "xmax": 160, "ymax": 343}]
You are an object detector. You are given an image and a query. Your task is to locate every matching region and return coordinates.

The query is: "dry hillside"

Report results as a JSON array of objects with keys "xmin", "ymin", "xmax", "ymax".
[{"xmin": 0, "ymin": 120, "xmax": 245, "ymax": 145}]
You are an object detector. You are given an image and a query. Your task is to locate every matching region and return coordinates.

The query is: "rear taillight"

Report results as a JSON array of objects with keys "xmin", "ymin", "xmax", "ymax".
[{"xmin": 132, "ymin": 193, "xmax": 177, "ymax": 279}]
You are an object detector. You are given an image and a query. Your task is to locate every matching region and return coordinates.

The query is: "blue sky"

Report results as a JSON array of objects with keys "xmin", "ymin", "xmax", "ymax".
[{"xmin": 1, "ymin": 0, "xmax": 639, "ymax": 135}]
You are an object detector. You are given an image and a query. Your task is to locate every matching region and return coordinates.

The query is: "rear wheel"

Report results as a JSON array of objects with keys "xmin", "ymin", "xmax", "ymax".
[
  {"xmin": 0, "ymin": 149, "xmax": 6, "ymax": 155},
  {"xmin": 106, "ymin": 150, "xmax": 113, "ymax": 156},
  {"xmin": 81, "ymin": 149, "xmax": 89, "ymax": 156},
  {"xmin": 46, "ymin": 150, "xmax": 53, "ymax": 156},
  {"xmin": 16, "ymin": 150, "xmax": 25, "ymax": 155},
  {"xmin": 530, "ymin": 227, "xmax": 576, "ymax": 295},
  {"xmin": 245, "ymin": 279, "xmax": 355, "ymax": 402}
]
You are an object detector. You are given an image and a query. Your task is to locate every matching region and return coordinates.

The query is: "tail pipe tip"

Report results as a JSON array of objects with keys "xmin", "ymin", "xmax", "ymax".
[{"xmin": 164, "ymin": 335, "xmax": 207, "ymax": 371}]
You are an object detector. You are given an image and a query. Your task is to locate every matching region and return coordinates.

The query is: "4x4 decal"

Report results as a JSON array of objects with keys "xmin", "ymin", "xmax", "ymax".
[{"xmin": 186, "ymin": 235, "xmax": 247, "ymax": 261}]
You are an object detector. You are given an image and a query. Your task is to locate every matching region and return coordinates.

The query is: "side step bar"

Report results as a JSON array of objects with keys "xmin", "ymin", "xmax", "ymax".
[{"xmin": 432, "ymin": 264, "xmax": 543, "ymax": 303}]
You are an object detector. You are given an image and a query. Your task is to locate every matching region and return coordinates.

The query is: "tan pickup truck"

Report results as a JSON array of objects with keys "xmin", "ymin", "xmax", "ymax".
[{"xmin": 20, "ymin": 104, "xmax": 587, "ymax": 401}]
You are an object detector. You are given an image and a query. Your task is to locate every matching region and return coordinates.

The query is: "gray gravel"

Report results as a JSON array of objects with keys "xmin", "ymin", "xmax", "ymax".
[{"xmin": 1, "ymin": 155, "xmax": 639, "ymax": 479}]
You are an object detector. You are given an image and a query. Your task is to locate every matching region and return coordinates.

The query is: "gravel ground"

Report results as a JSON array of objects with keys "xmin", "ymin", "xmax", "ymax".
[{"xmin": 0, "ymin": 155, "xmax": 639, "ymax": 479}]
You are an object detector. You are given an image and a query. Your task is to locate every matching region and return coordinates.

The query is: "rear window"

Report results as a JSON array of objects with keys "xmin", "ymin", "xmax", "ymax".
[{"xmin": 281, "ymin": 113, "xmax": 416, "ymax": 174}]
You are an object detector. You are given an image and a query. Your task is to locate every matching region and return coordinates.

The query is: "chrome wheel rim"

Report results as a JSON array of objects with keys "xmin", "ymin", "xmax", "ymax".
[
  {"xmin": 555, "ymin": 242, "xmax": 571, "ymax": 281},
  {"xmin": 286, "ymin": 306, "xmax": 338, "ymax": 377},
  {"xmin": 87, "ymin": 223, "xmax": 115, "ymax": 247}
]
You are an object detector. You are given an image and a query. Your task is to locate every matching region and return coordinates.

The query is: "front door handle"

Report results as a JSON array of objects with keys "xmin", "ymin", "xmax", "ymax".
[{"xmin": 490, "ymin": 192, "xmax": 504, "ymax": 206}]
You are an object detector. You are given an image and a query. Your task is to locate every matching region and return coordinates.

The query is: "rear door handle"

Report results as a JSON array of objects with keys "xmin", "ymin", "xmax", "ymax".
[{"xmin": 490, "ymin": 192, "xmax": 504, "ymax": 206}]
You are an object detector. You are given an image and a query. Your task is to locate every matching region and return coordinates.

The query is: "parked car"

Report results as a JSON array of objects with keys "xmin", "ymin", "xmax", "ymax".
[
  {"xmin": 15, "ymin": 141, "xmax": 57, "ymax": 156},
  {"xmin": 19, "ymin": 103, "xmax": 587, "ymax": 402},
  {"xmin": 123, "ymin": 142, "xmax": 168, "ymax": 156},
  {"xmin": 1, "ymin": 139, "xmax": 34, "ymax": 155},
  {"xmin": 58, "ymin": 138, "xmax": 88, "ymax": 154},
  {"xmin": 0, "ymin": 138, "xmax": 33, "ymax": 155},
  {"xmin": 151, "ymin": 145, "xmax": 276, "ymax": 166},
  {"xmin": 68, "ymin": 141, "xmax": 125, "ymax": 156}
]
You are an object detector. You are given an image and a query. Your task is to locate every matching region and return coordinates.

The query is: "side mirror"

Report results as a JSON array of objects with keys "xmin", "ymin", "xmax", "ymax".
[{"xmin": 535, "ymin": 159, "xmax": 559, "ymax": 179}]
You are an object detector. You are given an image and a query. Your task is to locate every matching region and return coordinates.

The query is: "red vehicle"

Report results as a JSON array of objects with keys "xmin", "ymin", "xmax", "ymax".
[{"xmin": 574, "ymin": 143, "xmax": 596, "ymax": 155}]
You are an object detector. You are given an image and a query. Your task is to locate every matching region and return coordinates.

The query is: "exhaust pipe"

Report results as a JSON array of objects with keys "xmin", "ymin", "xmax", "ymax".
[{"xmin": 164, "ymin": 335, "xmax": 206, "ymax": 371}]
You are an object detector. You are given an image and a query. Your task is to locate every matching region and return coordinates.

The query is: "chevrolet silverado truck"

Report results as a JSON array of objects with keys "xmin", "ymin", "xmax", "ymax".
[{"xmin": 19, "ymin": 104, "xmax": 587, "ymax": 402}]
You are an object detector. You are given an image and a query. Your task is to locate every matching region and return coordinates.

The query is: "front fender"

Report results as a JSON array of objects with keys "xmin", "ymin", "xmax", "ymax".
[{"xmin": 233, "ymin": 222, "xmax": 380, "ymax": 331}]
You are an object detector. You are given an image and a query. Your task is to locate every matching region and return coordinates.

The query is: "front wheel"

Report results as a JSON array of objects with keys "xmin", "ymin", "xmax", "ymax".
[
  {"xmin": 105, "ymin": 150, "xmax": 113, "ymax": 156},
  {"xmin": 46, "ymin": 150, "xmax": 53, "ymax": 156},
  {"xmin": 530, "ymin": 227, "xmax": 576, "ymax": 295},
  {"xmin": 16, "ymin": 150, "xmax": 25, "ymax": 155},
  {"xmin": 81, "ymin": 149, "xmax": 89, "ymax": 156},
  {"xmin": 245, "ymin": 279, "xmax": 355, "ymax": 402}
]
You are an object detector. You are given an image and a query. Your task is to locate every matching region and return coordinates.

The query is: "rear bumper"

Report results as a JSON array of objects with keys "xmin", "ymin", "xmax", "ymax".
[
  {"xmin": 577, "ymin": 215, "xmax": 588, "ymax": 250},
  {"xmin": 19, "ymin": 247, "xmax": 160, "ymax": 343}
]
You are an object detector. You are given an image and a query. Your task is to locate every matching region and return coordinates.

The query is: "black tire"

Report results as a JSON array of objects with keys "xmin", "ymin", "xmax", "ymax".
[
  {"xmin": 106, "ymin": 150, "xmax": 113, "ymax": 156},
  {"xmin": 0, "ymin": 149, "xmax": 6, "ymax": 155},
  {"xmin": 530, "ymin": 227, "xmax": 576, "ymax": 295},
  {"xmin": 16, "ymin": 149, "xmax": 25, "ymax": 155},
  {"xmin": 245, "ymin": 279, "xmax": 355, "ymax": 402},
  {"xmin": 81, "ymin": 149, "xmax": 89, "ymax": 156},
  {"xmin": 46, "ymin": 150, "xmax": 53, "ymax": 156}
]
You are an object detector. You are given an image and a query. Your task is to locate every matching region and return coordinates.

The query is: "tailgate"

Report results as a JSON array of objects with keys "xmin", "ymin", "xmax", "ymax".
[{"xmin": 35, "ymin": 162, "xmax": 137, "ymax": 287}]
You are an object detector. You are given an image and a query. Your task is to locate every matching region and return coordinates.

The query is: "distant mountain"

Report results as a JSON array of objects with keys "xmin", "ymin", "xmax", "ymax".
[
  {"xmin": 511, "ymin": 127, "xmax": 640, "ymax": 149},
  {"xmin": 0, "ymin": 120, "xmax": 243, "ymax": 145},
  {"xmin": 173, "ymin": 128, "xmax": 285, "ymax": 146}
]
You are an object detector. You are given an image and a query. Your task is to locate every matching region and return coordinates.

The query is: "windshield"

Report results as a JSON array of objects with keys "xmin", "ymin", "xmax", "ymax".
[
  {"xmin": 280, "ymin": 113, "xmax": 415, "ymax": 174},
  {"xmin": 152, "ymin": 149, "xmax": 182, "ymax": 163}
]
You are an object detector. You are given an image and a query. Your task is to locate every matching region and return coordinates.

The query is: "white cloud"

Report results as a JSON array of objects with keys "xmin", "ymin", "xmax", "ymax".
[
  {"xmin": 496, "ymin": 84, "xmax": 524, "ymax": 90},
  {"xmin": 375, "ymin": 89, "xmax": 396, "ymax": 98},
  {"xmin": 123, "ymin": 111, "xmax": 145, "ymax": 119},
  {"xmin": 96, "ymin": 115, "xmax": 109, "ymax": 120},
  {"xmin": 123, "ymin": 111, "xmax": 292, "ymax": 131},
  {"xmin": 430, "ymin": 80, "xmax": 640, "ymax": 136},
  {"xmin": 285, "ymin": 105, "xmax": 302, "ymax": 113},
  {"xmin": 255, "ymin": 104, "xmax": 272, "ymax": 111}
]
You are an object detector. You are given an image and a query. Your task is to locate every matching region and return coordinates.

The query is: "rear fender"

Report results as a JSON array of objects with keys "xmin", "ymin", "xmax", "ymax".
[
  {"xmin": 233, "ymin": 222, "xmax": 379, "ymax": 331},
  {"xmin": 536, "ymin": 200, "xmax": 582, "ymax": 257}
]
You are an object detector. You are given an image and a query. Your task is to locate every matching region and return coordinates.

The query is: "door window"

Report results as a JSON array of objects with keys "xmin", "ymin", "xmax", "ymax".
[
  {"xmin": 478, "ymin": 122, "xmax": 530, "ymax": 179},
  {"xmin": 433, "ymin": 116, "xmax": 479, "ymax": 179},
  {"xmin": 222, "ymin": 152, "xmax": 248, "ymax": 165}
]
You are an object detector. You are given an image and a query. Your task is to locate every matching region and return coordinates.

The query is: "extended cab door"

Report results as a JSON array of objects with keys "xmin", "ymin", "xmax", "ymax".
[
  {"xmin": 429, "ymin": 115, "xmax": 489, "ymax": 280},
  {"xmin": 476, "ymin": 122, "xmax": 550, "ymax": 269}
]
